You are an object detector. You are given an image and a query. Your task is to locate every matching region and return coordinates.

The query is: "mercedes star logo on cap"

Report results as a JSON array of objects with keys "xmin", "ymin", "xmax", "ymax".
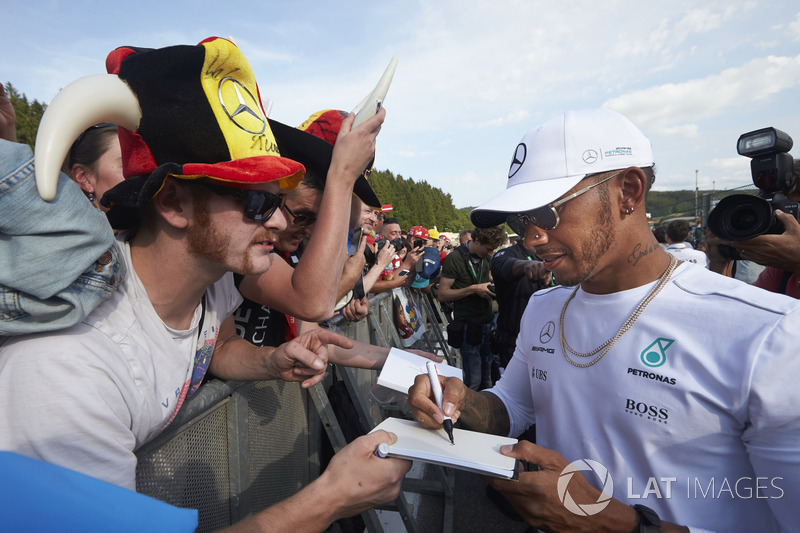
[
  {"xmin": 582, "ymin": 149, "xmax": 599, "ymax": 164},
  {"xmin": 509, "ymin": 143, "xmax": 527, "ymax": 179},
  {"xmin": 219, "ymin": 77, "xmax": 267, "ymax": 135}
]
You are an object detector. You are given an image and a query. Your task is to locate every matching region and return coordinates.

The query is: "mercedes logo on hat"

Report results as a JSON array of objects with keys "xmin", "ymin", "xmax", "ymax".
[
  {"xmin": 219, "ymin": 78, "xmax": 267, "ymax": 135},
  {"xmin": 539, "ymin": 321, "xmax": 555, "ymax": 344},
  {"xmin": 508, "ymin": 143, "xmax": 527, "ymax": 179},
  {"xmin": 582, "ymin": 149, "xmax": 599, "ymax": 164}
]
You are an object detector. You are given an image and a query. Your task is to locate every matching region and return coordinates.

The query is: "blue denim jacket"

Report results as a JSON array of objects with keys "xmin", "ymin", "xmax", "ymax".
[{"xmin": 0, "ymin": 139, "xmax": 124, "ymax": 335}]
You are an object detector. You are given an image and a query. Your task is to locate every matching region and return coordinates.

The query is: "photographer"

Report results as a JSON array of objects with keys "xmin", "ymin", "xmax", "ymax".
[
  {"xmin": 707, "ymin": 131, "xmax": 800, "ymax": 298},
  {"xmin": 718, "ymin": 207, "xmax": 800, "ymax": 299},
  {"xmin": 369, "ymin": 220, "xmax": 425, "ymax": 295}
]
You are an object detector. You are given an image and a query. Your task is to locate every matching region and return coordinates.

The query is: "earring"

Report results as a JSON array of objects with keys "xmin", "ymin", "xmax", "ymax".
[
  {"xmin": 535, "ymin": 234, "xmax": 540, "ymax": 239},
  {"xmin": 626, "ymin": 207, "xmax": 634, "ymax": 215},
  {"xmin": 88, "ymin": 192, "xmax": 96, "ymax": 204}
]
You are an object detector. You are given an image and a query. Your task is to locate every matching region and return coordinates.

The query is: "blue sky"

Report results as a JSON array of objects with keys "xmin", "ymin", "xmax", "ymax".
[{"xmin": 5, "ymin": 1, "xmax": 800, "ymax": 208}]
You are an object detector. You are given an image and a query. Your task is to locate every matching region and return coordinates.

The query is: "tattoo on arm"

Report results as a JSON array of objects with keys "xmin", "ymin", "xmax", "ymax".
[
  {"xmin": 460, "ymin": 391, "xmax": 510, "ymax": 436},
  {"xmin": 628, "ymin": 242, "xmax": 659, "ymax": 266}
]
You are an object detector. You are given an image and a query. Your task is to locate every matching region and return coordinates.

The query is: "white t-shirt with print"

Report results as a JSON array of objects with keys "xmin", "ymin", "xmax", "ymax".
[
  {"xmin": 0, "ymin": 236, "xmax": 242, "ymax": 489},
  {"xmin": 666, "ymin": 243, "xmax": 709, "ymax": 268},
  {"xmin": 491, "ymin": 264, "xmax": 800, "ymax": 532}
]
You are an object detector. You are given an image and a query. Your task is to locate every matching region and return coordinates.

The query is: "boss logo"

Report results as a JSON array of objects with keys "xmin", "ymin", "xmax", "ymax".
[{"xmin": 625, "ymin": 398, "xmax": 668, "ymax": 423}]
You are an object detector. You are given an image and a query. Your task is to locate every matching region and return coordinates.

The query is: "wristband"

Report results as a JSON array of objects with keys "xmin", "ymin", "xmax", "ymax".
[{"xmin": 631, "ymin": 504, "xmax": 661, "ymax": 533}]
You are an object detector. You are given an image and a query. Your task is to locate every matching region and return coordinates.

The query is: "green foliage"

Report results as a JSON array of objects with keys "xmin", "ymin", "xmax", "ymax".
[
  {"xmin": 646, "ymin": 187, "xmax": 757, "ymax": 223},
  {"xmin": 370, "ymin": 169, "xmax": 473, "ymax": 232},
  {"xmin": 4, "ymin": 82, "xmax": 46, "ymax": 149}
]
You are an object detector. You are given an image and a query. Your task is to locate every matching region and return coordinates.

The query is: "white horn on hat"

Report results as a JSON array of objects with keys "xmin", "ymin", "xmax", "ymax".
[{"xmin": 34, "ymin": 74, "xmax": 141, "ymax": 201}]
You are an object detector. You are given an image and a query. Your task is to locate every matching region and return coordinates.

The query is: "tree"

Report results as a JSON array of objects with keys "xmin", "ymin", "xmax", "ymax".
[
  {"xmin": 370, "ymin": 169, "xmax": 472, "ymax": 232},
  {"xmin": 4, "ymin": 82, "xmax": 47, "ymax": 149}
]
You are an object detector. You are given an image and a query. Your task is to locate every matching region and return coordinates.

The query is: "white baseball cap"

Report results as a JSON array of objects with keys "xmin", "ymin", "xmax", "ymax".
[{"xmin": 470, "ymin": 108, "xmax": 654, "ymax": 228}]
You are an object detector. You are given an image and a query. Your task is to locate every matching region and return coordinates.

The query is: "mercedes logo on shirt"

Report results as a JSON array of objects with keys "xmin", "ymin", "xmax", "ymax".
[
  {"xmin": 539, "ymin": 321, "xmax": 555, "ymax": 344},
  {"xmin": 508, "ymin": 143, "xmax": 527, "ymax": 179},
  {"xmin": 218, "ymin": 78, "xmax": 267, "ymax": 135}
]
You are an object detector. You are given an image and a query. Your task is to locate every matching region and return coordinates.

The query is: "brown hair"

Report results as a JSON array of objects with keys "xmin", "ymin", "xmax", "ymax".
[
  {"xmin": 666, "ymin": 219, "xmax": 691, "ymax": 242},
  {"xmin": 65, "ymin": 124, "xmax": 118, "ymax": 175},
  {"xmin": 472, "ymin": 225, "xmax": 507, "ymax": 249}
]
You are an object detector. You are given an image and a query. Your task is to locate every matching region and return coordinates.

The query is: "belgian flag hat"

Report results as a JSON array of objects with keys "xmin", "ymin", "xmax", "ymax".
[{"xmin": 34, "ymin": 37, "xmax": 304, "ymax": 227}]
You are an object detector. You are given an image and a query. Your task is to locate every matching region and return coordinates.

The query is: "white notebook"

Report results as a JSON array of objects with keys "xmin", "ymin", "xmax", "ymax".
[
  {"xmin": 370, "ymin": 417, "xmax": 519, "ymax": 479},
  {"xmin": 377, "ymin": 348, "xmax": 463, "ymax": 394}
]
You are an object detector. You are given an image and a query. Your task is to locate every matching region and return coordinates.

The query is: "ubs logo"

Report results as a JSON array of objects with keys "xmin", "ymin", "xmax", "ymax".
[
  {"xmin": 508, "ymin": 143, "xmax": 527, "ymax": 179},
  {"xmin": 218, "ymin": 77, "xmax": 266, "ymax": 134},
  {"xmin": 539, "ymin": 321, "xmax": 555, "ymax": 344}
]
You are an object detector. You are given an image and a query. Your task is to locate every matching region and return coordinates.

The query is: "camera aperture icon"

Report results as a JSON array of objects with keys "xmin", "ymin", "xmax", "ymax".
[{"xmin": 557, "ymin": 459, "xmax": 614, "ymax": 516}]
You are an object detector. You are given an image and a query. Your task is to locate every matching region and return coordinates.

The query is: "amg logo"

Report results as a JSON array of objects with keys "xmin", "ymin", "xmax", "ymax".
[{"xmin": 531, "ymin": 346, "xmax": 555, "ymax": 354}]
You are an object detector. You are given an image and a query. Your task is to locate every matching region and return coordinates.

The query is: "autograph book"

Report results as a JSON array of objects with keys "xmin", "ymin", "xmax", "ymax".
[{"xmin": 370, "ymin": 417, "xmax": 519, "ymax": 480}]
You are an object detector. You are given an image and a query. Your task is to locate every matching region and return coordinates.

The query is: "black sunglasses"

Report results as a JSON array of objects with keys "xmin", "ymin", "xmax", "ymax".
[
  {"xmin": 190, "ymin": 181, "xmax": 285, "ymax": 222},
  {"xmin": 282, "ymin": 203, "xmax": 317, "ymax": 227},
  {"xmin": 517, "ymin": 171, "xmax": 622, "ymax": 231}
]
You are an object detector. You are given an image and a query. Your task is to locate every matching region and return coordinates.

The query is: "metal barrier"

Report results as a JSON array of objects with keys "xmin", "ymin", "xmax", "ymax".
[{"xmin": 135, "ymin": 288, "xmax": 457, "ymax": 533}]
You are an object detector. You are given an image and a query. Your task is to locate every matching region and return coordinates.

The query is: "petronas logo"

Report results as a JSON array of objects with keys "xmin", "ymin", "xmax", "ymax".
[{"xmin": 640, "ymin": 338, "xmax": 674, "ymax": 368}]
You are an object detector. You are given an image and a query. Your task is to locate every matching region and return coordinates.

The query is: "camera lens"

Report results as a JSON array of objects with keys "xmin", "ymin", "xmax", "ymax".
[
  {"xmin": 728, "ymin": 205, "xmax": 759, "ymax": 232},
  {"xmin": 707, "ymin": 194, "xmax": 773, "ymax": 241}
]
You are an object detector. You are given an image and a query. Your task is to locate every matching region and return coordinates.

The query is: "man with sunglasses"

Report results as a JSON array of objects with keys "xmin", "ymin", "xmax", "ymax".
[
  {"xmin": 0, "ymin": 39, "xmax": 412, "ymax": 528},
  {"xmin": 233, "ymin": 114, "xmax": 435, "ymax": 367},
  {"xmin": 409, "ymin": 109, "xmax": 800, "ymax": 532}
]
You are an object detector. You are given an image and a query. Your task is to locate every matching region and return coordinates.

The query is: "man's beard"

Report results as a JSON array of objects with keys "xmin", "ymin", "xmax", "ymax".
[
  {"xmin": 186, "ymin": 197, "xmax": 266, "ymax": 275},
  {"xmin": 553, "ymin": 189, "xmax": 616, "ymax": 287}
]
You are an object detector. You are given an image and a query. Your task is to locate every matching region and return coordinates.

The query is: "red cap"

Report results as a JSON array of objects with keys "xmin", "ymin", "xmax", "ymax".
[{"xmin": 409, "ymin": 226, "xmax": 429, "ymax": 239}]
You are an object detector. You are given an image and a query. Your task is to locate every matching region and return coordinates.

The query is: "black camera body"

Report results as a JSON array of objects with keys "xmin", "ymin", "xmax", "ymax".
[
  {"xmin": 708, "ymin": 127, "xmax": 799, "ymax": 241},
  {"xmin": 413, "ymin": 238, "xmax": 425, "ymax": 249},
  {"xmin": 377, "ymin": 237, "xmax": 404, "ymax": 253},
  {"xmin": 366, "ymin": 237, "xmax": 405, "ymax": 267}
]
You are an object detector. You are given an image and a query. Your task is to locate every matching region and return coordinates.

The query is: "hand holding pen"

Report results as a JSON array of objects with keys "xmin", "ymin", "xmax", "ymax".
[{"xmin": 426, "ymin": 361, "xmax": 455, "ymax": 445}]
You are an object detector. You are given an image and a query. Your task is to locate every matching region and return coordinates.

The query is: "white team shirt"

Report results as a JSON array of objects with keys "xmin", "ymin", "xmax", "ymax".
[
  {"xmin": 490, "ymin": 264, "xmax": 800, "ymax": 532},
  {"xmin": 0, "ymin": 236, "xmax": 242, "ymax": 489},
  {"xmin": 666, "ymin": 243, "xmax": 709, "ymax": 268}
]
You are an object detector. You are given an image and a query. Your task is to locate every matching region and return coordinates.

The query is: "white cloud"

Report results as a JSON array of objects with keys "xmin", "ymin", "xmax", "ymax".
[
  {"xmin": 709, "ymin": 156, "xmax": 749, "ymax": 172},
  {"xmin": 604, "ymin": 54, "xmax": 800, "ymax": 137},
  {"xmin": 706, "ymin": 157, "xmax": 751, "ymax": 186},
  {"xmin": 473, "ymin": 110, "xmax": 530, "ymax": 129},
  {"xmin": 789, "ymin": 12, "xmax": 800, "ymax": 41},
  {"xmin": 680, "ymin": 9, "xmax": 723, "ymax": 33}
]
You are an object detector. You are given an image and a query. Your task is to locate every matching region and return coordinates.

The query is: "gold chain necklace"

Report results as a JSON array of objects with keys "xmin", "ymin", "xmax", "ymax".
[{"xmin": 560, "ymin": 254, "xmax": 678, "ymax": 368}]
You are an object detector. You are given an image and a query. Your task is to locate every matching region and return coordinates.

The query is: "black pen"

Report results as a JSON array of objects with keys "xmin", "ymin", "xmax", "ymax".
[{"xmin": 426, "ymin": 361, "xmax": 454, "ymax": 445}]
